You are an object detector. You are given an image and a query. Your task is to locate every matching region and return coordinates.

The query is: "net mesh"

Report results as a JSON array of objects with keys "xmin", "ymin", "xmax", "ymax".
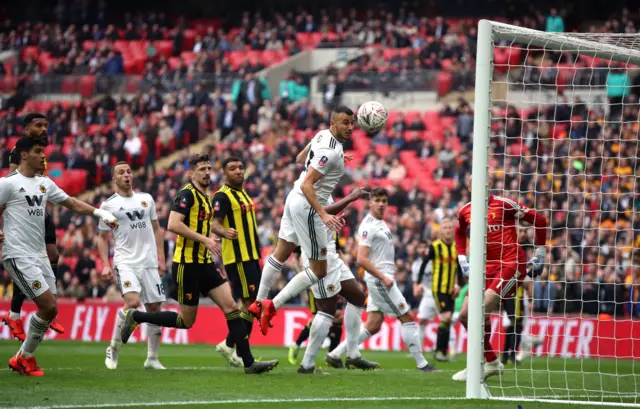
[{"xmin": 484, "ymin": 23, "xmax": 640, "ymax": 405}]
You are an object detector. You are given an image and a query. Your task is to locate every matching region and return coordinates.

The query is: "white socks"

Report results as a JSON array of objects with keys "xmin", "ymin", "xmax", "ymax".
[
  {"xmin": 9, "ymin": 311, "xmax": 20, "ymax": 320},
  {"xmin": 344, "ymin": 303, "xmax": 364, "ymax": 359},
  {"xmin": 147, "ymin": 324, "xmax": 161, "ymax": 359},
  {"xmin": 273, "ymin": 268, "xmax": 319, "ymax": 310},
  {"xmin": 329, "ymin": 327, "xmax": 371, "ymax": 359},
  {"xmin": 256, "ymin": 256, "xmax": 283, "ymax": 301},
  {"xmin": 401, "ymin": 322, "xmax": 428, "ymax": 368},
  {"xmin": 111, "ymin": 308, "xmax": 126, "ymax": 348},
  {"xmin": 300, "ymin": 312, "xmax": 333, "ymax": 369},
  {"xmin": 20, "ymin": 314, "xmax": 51, "ymax": 357},
  {"xmin": 418, "ymin": 323, "xmax": 426, "ymax": 350}
]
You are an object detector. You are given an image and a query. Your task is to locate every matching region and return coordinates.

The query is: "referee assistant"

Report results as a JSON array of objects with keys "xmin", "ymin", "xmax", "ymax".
[
  {"xmin": 120, "ymin": 153, "xmax": 277, "ymax": 374},
  {"xmin": 418, "ymin": 218, "xmax": 462, "ymax": 361},
  {"xmin": 211, "ymin": 157, "xmax": 262, "ymax": 365}
]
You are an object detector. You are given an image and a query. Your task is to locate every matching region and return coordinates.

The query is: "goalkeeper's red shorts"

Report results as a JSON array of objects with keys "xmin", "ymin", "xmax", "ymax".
[{"xmin": 485, "ymin": 262, "xmax": 527, "ymax": 298}]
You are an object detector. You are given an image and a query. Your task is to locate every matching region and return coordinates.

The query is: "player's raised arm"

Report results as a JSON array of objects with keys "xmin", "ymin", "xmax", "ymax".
[
  {"xmin": 502, "ymin": 198, "xmax": 549, "ymax": 270},
  {"xmin": 58, "ymin": 196, "xmax": 118, "ymax": 229},
  {"xmin": 324, "ymin": 187, "xmax": 369, "ymax": 216}
]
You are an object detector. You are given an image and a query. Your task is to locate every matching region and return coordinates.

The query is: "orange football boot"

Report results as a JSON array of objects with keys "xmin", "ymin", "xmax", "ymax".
[
  {"xmin": 2, "ymin": 312, "xmax": 26, "ymax": 342},
  {"xmin": 9, "ymin": 353, "xmax": 44, "ymax": 376},
  {"xmin": 259, "ymin": 300, "xmax": 277, "ymax": 336},
  {"xmin": 49, "ymin": 319, "xmax": 64, "ymax": 334}
]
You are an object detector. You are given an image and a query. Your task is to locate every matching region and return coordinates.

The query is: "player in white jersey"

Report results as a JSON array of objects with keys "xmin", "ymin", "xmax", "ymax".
[
  {"xmin": 292, "ymin": 189, "xmax": 378, "ymax": 373},
  {"xmin": 250, "ymin": 106, "xmax": 353, "ymax": 337},
  {"xmin": 0, "ymin": 137, "xmax": 118, "ymax": 376},
  {"xmin": 411, "ymin": 241, "xmax": 434, "ymax": 349},
  {"xmin": 328, "ymin": 188, "xmax": 438, "ymax": 372},
  {"xmin": 97, "ymin": 162, "xmax": 167, "ymax": 370}
]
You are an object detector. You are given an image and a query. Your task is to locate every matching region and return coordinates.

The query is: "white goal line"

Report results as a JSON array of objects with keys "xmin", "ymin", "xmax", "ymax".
[{"xmin": 2, "ymin": 395, "xmax": 639, "ymax": 409}]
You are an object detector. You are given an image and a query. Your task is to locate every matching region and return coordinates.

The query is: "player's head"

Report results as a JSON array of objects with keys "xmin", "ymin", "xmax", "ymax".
[
  {"xmin": 23, "ymin": 113, "xmax": 48, "ymax": 139},
  {"xmin": 440, "ymin": 218, "xmax": 455, "ymax": 243},
  {"xmin": 329, "ymin": 105, "xmax": 355, "ymax": 141},
  {"xmin": 112, "ymin": 161, "xmax": 133, "ymax": 191},
  {"xmin": 222, "ymin": 156, "xmax": 245, "ymax": 188},
  {"xmin": 15, "ymin": 135, "xmax": 48, "ymax": 173},
  {"xmin": 416, "ymin": 241, "xmax": 428, "ymax": 256},
  {"xmin": 369, "ymin": 187, "xmax": 389, "ymax": 219},
  {"xmin": 188, "ymin": 153, "xmax": 212, "ymax": 189}
]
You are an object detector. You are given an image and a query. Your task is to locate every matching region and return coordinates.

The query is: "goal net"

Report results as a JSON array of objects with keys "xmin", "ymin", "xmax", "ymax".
[{"xmin": 467, "ymin": 20, "xmax": 640, "ymax": 406}]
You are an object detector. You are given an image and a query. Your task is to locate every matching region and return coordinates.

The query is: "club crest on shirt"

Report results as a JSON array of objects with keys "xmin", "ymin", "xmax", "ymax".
[
  {"xmin": 321, "ymin": 248, "xmax": 327, "ymax": 256},
  {"xmin": 214, "ymin": 201, "xmax": 220, "ymax": 212},
  {"xmin": 186, "ymin": 293, "xmax": 193, "ymax": 300},
  {"xmin": 179, "ymin": 197, "xmax": 188, "ymax": 208},
  {"xmin": 318, "ymin": 156, "xmax": 329, "ymax": 167},
  {"xmin": 32, "ymin": 281, "xmax": 41, "ymax": 290},
  {"xmin": 399, "ymin": 303, "xmax": 405, "ymax": 310},
  {"xmin": 327, "ymin": 284, "xmax": 336, "ymax": 292},
  {"xmin": 361, "ymin": 231, "xmax": 368, "ymax": 239},
  {"xmin": 39, "ymin": 185, "xmax": 46, "ymax": 193},
  {"xmin": 141, "ymin": 201, "xmax": 148, "ymax": 207},
  {"xmin": 124, "ymin": 281, "xmax": 131, "ymax": 288}
]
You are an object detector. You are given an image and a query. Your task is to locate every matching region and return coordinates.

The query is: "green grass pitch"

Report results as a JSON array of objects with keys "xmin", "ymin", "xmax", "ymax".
[{"xmin": 0, "ymin": 341, "xmax": 638, "ymax": 409}]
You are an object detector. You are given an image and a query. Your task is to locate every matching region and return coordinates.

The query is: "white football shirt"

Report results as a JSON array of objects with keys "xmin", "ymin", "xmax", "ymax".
[
  {"xmin": 357, "ymin": 214, "xmax": 396, "ymax": 279},
  {"xmin": 0, "ymin": 171, "xmax": 69, "ymax": 260},
  {"xmin": 411, "ymin": 256, "xmax": 432, "ymax": 288},
  {"xmin": 98, "ymin": 192, "xmax": 159, "ymax": 268},
  {"xmin": 293, "ymin": 130, "xmax": 345, "ymax": 206}
]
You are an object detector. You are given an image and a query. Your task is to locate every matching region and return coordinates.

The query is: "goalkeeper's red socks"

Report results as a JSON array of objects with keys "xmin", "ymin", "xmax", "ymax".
[{"xmin": 484, "ymin": 322, "xmax": 498, "ymax": 362}]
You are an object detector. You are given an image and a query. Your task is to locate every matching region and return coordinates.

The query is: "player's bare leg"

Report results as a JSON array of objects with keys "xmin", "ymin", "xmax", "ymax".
[
  {"xmin": 325, "ymin": 279, "xmax": 379, "ymax": 370},
  {"xmin": 452, "ymin": 291, "xmax": 504, "ymax": 381},
  {"xmin": 209, "ymin": 282, "xmax": 278, "ymax": 374},
  {"xmin": 9, "ymin": 288, "xmax": 57, "ymax": 377},
  {"xmin": 251, "ymin": 240, "xmax": 327, "ymax": 335}
]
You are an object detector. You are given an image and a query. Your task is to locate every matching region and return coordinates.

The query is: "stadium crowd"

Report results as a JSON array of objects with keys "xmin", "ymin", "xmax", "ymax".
[{"xmin": 0, "ymin": 1, "xmax": 638, "ymax": 320}]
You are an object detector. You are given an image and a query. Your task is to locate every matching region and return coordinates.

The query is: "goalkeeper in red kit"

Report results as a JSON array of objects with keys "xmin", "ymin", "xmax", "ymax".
[{"xmin": 451, "ymin": 187, "xmax": 548, "ymax": 382}]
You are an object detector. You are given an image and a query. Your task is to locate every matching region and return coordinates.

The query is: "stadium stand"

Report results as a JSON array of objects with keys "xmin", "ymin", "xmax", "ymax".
[{"xmin": 0, "ymin": 1, "xmax": 638, "ymax": 321}]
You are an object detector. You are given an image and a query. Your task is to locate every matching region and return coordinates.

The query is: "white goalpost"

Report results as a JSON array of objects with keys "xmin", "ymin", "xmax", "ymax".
[{"xmin": 468, "ymin": 20, "xmax": 640, "ymax": 405}]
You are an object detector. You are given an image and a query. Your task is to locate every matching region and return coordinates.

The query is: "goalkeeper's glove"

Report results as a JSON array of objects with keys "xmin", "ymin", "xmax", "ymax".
[
  {"xmin": 458, "ymin": 255, "xmax": 470, "ymax": 277},
  {"xmin": 528, "ymin": 247, "xmax": 546, "ymax": 273}
]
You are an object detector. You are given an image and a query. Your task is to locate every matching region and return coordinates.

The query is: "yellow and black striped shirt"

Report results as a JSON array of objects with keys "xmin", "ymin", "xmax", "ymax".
[
  {"xmin": 212, "ymin": 184, "xmax": 261, "ymax": 265},
  {"xmin": 421, "ymin": 239, "xmax": 460, "ymax": 295},
  {"xmin": 171, "ymin": 183, "xmax": 213, "ymax": 264}
]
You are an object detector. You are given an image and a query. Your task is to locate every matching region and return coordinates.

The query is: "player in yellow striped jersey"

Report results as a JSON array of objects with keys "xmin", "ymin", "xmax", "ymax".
[{"xmin": 1, "ymin": 113, "xmax": 65, "ymax": 339}]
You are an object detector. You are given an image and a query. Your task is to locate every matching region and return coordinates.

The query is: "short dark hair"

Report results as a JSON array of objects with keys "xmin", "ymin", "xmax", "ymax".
[
  {"xmin": 222, "ymin": 156, "xmax": 244, "ymax": 169},
  {"xmin": 23, "ymin": 113, "xmax": 46, "ymax": 127},
  {"xmin": 188, "ymin": 153, "xmax": 211, "ymax": 169},
  {"xmin": 14, "ymin": 136, "xmax": 48, "ymax": 161},
  {"xmin": 332, "ymin": 105, "xmax": 354, "ymax": 117},
  {"xmin": 371, "ymin": 187, "xmax": 389, "ymax": 198},
  {"xmin": 111, "ymin": 161, "xmax": 130, "ymax": 175}
]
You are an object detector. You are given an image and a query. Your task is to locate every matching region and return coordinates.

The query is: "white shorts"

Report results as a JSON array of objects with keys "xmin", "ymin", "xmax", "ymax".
[
  {"xmin": 417, "ymin": 290, "xmax": 438, "ymax": 321},
  {"xmin": 365, "ymin": 278, "xmax": 410, "ymax": 318},
  {"xmin": 4, "ymin": 257, "xmax": 56, "ymax": 299},
  {"xmin": 114, "ymin": 265, "xmax": 166, "ymax": 305},
  {"xmin": 279, "ymin": 193, "xmax": 328, "ymax": 261},
  {"xmin": 304, "ymin": 253, "xmax": 354, "ymax": 299}
]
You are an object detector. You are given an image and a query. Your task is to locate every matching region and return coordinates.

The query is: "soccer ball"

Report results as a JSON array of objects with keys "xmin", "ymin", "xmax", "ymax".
[{"xmin": 357, "ymin": 101, "xmax": 388, "ymax": 133}]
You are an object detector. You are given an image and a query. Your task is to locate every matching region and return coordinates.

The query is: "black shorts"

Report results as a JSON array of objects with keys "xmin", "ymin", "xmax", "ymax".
[
  {"xmin": 171, "ymin": 262, "xmax": 227, "ymax": 306},
  {"xmin": 224, "ymin": 260, "xmax": 261, "ymax": 301},
  {"xmin": 44, "ymin": 212, "xmax": 56, "ymax": 245},
  {"xmin": 433, "ymin": 292, "xmax": 455, "ymax": 314}
]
